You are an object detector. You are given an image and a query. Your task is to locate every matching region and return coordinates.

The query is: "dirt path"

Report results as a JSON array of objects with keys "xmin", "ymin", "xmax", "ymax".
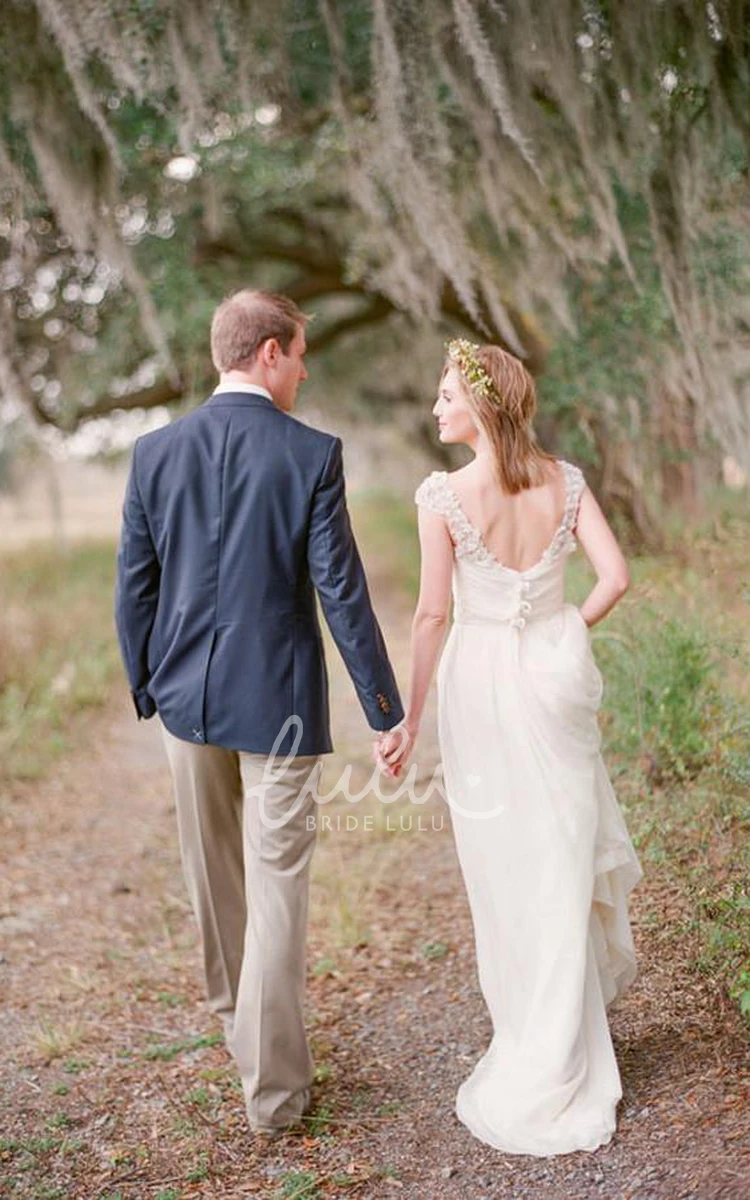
[{"xmin": 1, "ymin": 605, "xmax": 748, "ymax": 1200}]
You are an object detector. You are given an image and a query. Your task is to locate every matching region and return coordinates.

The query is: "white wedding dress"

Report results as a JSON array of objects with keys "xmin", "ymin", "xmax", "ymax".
[{"xmin": 414, "ymin": 460, "xmax": 643, "ymax": 1157}]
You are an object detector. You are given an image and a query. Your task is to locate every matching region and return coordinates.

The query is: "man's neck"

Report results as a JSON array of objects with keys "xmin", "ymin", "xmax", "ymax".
[{"xmin": 219, "ymin": 370, "xmax": 271, "ymax": 393}]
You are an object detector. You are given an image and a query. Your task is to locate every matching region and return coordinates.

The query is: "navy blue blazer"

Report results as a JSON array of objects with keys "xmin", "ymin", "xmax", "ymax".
[{"xmin": 114, "ymin": 387, "xmax": 405, "ymax": 755}]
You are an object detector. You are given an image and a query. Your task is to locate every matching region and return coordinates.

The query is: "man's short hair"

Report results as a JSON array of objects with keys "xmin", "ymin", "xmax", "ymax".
[{"xmin": 210, "ymin": 289, "xmax": 311, "ymax": 372}]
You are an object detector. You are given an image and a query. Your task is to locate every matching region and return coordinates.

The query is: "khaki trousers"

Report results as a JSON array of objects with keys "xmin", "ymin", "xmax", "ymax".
[{"xmin": 159, "ymin": 720, "xmax": 322, "ymax": 1130}]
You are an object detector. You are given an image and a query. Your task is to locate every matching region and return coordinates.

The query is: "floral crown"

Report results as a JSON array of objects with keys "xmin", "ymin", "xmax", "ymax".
[{"xmin": 445, "ymin": 338, "xmax": 499, "ymax": 405}]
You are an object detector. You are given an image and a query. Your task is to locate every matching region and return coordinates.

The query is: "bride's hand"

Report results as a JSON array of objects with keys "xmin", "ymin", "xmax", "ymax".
[{"xmin": 375, "ymin": 722, "xmax": 418, "ymax": 777}]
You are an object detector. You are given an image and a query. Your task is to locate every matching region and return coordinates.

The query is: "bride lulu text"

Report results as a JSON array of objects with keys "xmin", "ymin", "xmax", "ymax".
[{"xmin": 306, "ymin": 813, "xmax": 444, "ymax": 832}]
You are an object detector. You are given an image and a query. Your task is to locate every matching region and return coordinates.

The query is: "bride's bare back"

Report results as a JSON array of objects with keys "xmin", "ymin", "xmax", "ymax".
[{"xmin": 445, "ymin": 459, "xmax": 568, "ymax": 574}]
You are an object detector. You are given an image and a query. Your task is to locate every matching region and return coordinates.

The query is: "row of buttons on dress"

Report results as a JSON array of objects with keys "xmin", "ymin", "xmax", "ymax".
[{"xmin": 510, "ymin": 580, "xmax": 532, "ymax": 629}]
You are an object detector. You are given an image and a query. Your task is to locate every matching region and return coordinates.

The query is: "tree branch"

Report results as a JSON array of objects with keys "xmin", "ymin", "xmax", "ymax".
[
  {"xmin": 72, "ymin": 298, "xmax": 396, "ymax": 426},
  {"xmin": 76, "ymin": 377, "xmax": 186, "ymax": 424},
  {"xmin": 306, "ymin": 297, "xmax": 394, "ymax": 353}
]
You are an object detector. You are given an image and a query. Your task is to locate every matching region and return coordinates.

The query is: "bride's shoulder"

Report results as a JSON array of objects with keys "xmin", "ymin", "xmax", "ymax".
[
  {"xmin": 414, "ymin": 469, "xmax": 451, "ymax": 513},
  {"xmin": 557, "ymin": 457, "xmax": 587, "ymax": 489},
  {"xmin": 555, "ymin": 458, "xmax": 589, "ymax": 530}
]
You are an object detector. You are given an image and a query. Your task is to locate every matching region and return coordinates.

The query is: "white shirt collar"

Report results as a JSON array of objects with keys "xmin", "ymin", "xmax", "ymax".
[{"xmin": 212, "ymin": 382, "xmax": 274, "ymax": 401}]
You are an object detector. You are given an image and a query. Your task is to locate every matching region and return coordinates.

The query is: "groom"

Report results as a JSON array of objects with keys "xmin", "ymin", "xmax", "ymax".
[{"xmin": 114, "ymin": 288, "xmax": 404, "ymax": 1133}]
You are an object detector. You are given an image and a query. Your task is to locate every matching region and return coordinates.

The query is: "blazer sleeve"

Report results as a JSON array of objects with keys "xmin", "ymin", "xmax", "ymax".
[
  {"xmin": 306, "ymin": 436, "xmax": 404, "ymax": 732},
  {"xmin": 114, "ymin": 440, "xmax": 160, "ymax": 720}
]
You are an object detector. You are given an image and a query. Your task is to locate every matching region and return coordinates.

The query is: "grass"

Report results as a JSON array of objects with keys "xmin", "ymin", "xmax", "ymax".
[
  {"xmin": 422, "ymin": 941, "xmax": 450, "ymax": 961},
  {"xmin": 310, "ymin": 857, "xmax": 375, "ymax": 949},
  {"xmin": 275, "ymin": 1171, "xmax": 323, "ymax": 1199},
  {"xmin": 310, "ymin": 836, "xmax": 406, "ymax": 950},
  {"xmin": 565, "ymin": 496, "xmax": 750, "ymax": 1023},
  {"xmin": 31, "ymin": 1020, "xmax": 88, "ymax": 1064},
  {"xmin": 141, "ymin": 1031, "xmax": 224, "ymax": 1061},
  {"xmin": 0, "ymin": 540, "xmax": 121, "ymax": 787},
  {"xmin": 350, "ymin": 489, "xmax": 422, "ymax": 598}
]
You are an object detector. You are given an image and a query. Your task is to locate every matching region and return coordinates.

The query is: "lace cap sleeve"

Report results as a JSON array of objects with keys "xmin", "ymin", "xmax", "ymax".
[
  {"xmin": 414, "ymin": 471, "xmax": 450, "ymax": 517},
  {"xmin": 565, "ymin": 463, "xmax": 587, "ymax": 533}
]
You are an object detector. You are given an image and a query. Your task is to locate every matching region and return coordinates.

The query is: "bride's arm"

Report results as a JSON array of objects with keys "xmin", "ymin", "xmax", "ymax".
[
  {"xmin": 575, "ymin": 487, "xmax": 630, "ymax": 627},
  {"xmin": 379, "ymin": 507, "xmax": 453, "ymax": 780},
  {"xmin": 403, "ymin": 506, "xmax": 453, "ymax": 730}
]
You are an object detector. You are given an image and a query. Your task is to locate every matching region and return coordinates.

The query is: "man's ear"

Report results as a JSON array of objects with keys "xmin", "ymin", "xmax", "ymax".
[{"xmin": 261, "ymin": 337, "xmax": 280, "ymax": 367}]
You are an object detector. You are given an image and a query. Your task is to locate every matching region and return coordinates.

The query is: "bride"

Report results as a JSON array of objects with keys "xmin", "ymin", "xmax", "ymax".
[{"xmin": 377, "ymin": 339, "xmax": 643, "ymax": 1157}]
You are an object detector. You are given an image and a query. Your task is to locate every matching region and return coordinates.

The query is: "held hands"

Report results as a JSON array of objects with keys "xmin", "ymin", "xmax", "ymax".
[{"xmin": 373, "ymin": 720, "xmax": 418, "ymax": 778}]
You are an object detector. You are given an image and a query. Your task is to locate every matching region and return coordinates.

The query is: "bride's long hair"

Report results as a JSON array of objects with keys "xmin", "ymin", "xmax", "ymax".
[{"xmin": 443, "ymin": 344, "xmax": 556, "ymax": 493}]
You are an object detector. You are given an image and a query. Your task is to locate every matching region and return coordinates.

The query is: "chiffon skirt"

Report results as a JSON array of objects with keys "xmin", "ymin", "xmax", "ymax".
[{"xmin": 438, "ymin": 602, "xmax": 642, "ymax": 1156}]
